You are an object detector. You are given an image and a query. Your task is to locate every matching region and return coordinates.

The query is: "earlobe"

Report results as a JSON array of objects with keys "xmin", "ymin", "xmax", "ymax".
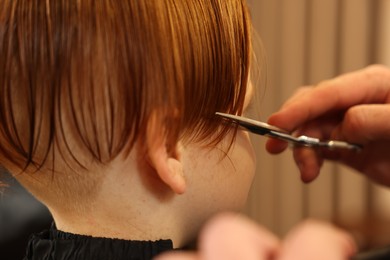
[
  {"xmin": 146, "ymin": 114, "xmax": 186, "ymax": 194},
  {"xmin": 148, "ymin": 145, "xmax": 186, "ymax": 194}
]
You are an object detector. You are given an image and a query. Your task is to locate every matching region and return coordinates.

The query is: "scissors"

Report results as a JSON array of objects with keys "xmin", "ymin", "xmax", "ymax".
[{"xmin": 216, "ymin": 112, "xmax": 362, "ymax": 151}]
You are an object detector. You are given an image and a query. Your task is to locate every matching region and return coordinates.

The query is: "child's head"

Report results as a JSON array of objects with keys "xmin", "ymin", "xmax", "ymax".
[{"xmin": 0, "ymin": 0, "xmax": 255, "ymax": 246}]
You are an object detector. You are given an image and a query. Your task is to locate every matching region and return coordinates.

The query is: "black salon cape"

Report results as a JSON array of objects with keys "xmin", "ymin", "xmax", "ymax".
[{"xmin": 24, "ymin": 228, "xmax": 174, "ymax": 260}]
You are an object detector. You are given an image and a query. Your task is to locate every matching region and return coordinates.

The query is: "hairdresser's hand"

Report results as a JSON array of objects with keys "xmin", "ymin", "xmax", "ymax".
[
  {"xmin": 155, "ymin": 213, "xmax": 356, "ymax": 260},
  {"xmin": 266, "ymin": 65, "xmax": 390, "ymax": 186}
]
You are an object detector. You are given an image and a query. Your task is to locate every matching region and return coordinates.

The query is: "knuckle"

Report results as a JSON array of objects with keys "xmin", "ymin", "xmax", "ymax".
[
  {"xmin": 293, "ymin": 86, "xmax": 311, "ymax": 95},
  {"xmin": 365, "ymin": 64, "xmax": 390, "ymax": 81},
  {"xmin": 366, "ymin": 64, "xmax": 389, "ymax": 73},
  {"xmin": 343, "ymin": 107, "xmax": 366, "ymax": 134},
  {"xmin": 317, "ymin": 79, "xmax": 332, "ymax": 86}
]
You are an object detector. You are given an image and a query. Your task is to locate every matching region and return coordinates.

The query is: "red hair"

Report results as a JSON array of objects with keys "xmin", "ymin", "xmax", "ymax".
[{"xmin": 0, "ymin": 0, "xmax": 252, "ymax": 173}]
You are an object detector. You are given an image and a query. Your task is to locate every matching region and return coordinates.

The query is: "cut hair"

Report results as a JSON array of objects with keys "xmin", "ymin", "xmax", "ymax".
[{"xmin": 0, "ymin": 0, "xmax": 252, "ymax": 172}]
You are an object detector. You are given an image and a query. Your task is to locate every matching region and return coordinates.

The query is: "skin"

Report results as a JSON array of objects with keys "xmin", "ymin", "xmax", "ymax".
[
  {"xmin": 267, "ymin": 65, "xmax": 390, "ymax": 186},
  {"xmin": 155, "ymin": 65, "xmax": 390, "ymax": 259},
  {"xmin": 155, "ymin": 213, "xmax": 356, "ymax": 260},
  {"xmin": 14, "ymin": 86, "xmax": 256, "ymax": 249}
]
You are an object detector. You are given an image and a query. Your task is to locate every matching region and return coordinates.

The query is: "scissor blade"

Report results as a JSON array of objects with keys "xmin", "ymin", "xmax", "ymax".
[
  {"xmin": 216, "ymin": 112, "xmax": 301, "ymax": 143},
  {"xmin": 215, "ymin": 112, "xmax": 362, "ymax": 151},
  {"xmin": 215, "ymin": 112, "xmax": 288, "ymax": 134}
]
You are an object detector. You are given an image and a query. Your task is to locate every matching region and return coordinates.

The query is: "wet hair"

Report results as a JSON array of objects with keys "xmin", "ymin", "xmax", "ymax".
[{"xmin": 0, "ymin": 0, "xmax": 252, "ymax": 173}]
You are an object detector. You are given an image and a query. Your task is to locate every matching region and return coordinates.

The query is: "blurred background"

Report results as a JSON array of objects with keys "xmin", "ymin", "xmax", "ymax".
[
  {"xmin": 246, "ymin": 0, "xmax": 390, "ymax": 250},
  {"xmin": 1, "ymin": 0, "xmax": 390, "ymax": 258},
  {"xmin": 0, "ymin": 168, "xmax": 52, "ymax": 259}
]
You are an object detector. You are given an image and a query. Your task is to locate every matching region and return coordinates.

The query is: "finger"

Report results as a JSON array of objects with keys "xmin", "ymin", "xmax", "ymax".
[
  {"xmin": 266, "ymin": 139, "xmax": 324, "ymax": 182},
  {"xmin": 266, "ymin": 138, "xmax": 289, "ymax": 154},
  {"xmin": 269, "ymin": 65, "xmax": 390, "ymax": 132},
  {"xmin": 293, "ymin": 147, "xmax": 323, "ymax": 183},
  {"xmin": 273, "ymin": 118, "xmax": 337, "ymax": 181},
  {"xmin": 333, "ymin": 104, "xmax": 390, "ymax": 144},
  {"xmin": 279, "ymin": 219, "xmax": 357, "ymax": 260},
  {"xmin": 199, "ymin": 213, "xmax": 280, "ymax": 260},
  {"xmin": 267, "ymin": 110, "xmax": 343, "ymax": 155},
  {"xmin": 293, "ymin": 118, "xmax": 343, "ymax": 182}
]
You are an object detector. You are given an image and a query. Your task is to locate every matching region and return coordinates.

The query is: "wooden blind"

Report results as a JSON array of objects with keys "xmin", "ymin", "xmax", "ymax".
[{"xmin": 246, "ymin": 1, "xmax": 390, "ymax": 248}]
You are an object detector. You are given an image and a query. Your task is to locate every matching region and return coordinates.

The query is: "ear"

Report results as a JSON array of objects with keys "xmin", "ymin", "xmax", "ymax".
[{"xmin": 146, "ymin": 114, "xmax": 186, "ymax": 194}]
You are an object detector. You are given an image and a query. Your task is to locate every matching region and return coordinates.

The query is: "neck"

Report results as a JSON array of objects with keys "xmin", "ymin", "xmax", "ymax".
[{"xmin": 47, "ymin": 160, "xmax": 195, "ymax": 248}]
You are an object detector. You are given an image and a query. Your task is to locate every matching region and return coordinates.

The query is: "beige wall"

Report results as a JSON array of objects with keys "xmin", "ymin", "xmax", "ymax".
[{"xmin": 246, "ymin": 0, "xmax": 390, "ymax": 248}]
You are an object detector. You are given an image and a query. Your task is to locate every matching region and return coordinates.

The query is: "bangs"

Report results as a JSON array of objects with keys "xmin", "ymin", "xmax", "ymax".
[
  {"xmin": 177, "ymin": 0, "xmax": 252, "ymax": 145},
  {"xmin": 0, "ymin": 0, "xmax": 252, "ymax": 171}
]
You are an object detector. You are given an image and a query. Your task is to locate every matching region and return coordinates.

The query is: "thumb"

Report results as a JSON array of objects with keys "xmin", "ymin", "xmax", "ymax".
[{"xmin": 333, "ymin": 104, "xmax": 390, "ymax": 144}]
